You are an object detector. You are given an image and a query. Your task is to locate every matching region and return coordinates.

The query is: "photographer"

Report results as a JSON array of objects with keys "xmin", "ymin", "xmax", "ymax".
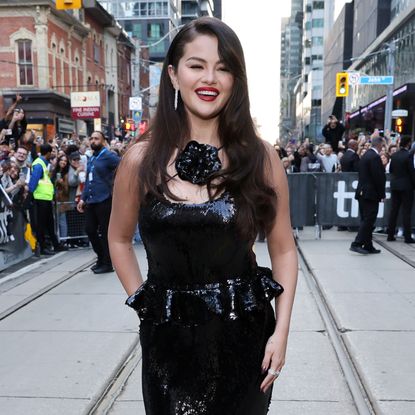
[{"xmin": 322, "ymin": 115, "xmax": 345, "ymax": 153}]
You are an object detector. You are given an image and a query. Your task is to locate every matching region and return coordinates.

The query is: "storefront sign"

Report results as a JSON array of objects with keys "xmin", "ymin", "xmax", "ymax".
[{"xmin": 71, "ymin": 92, "xmax": 101, "ymax": 120}]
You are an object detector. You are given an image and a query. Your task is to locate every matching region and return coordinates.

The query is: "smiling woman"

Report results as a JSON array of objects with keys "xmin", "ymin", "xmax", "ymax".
[{"xmin": 108, "ymin": 16, "xmax": 298, "ymax": 415}]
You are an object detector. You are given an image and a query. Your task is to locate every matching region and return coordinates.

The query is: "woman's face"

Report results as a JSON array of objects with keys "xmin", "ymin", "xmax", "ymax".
[
  {"xmin": 9, "ymin": 166, "xmax": 19, "ymax": 179},
  {"xmin": 59, "ymin": 157, "xmax": 68, "ymax": 169},
  {"xmin": 168, "ymin": 34, "xmax": 234, "ymax": 122}
]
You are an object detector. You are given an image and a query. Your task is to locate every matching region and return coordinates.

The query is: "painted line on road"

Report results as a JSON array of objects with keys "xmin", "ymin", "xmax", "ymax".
[{"xmin": 297, "ymin": 241, "xmax": 375, "ymax": 415}]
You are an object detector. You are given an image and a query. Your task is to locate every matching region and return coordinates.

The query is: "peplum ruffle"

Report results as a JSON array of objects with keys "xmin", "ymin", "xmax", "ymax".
[{"xmin": 125, "ymin": 266, "xmax": 284, "ymax": 325}]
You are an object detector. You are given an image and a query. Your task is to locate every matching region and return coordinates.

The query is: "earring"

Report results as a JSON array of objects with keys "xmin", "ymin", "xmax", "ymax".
[{"xmin": 174, "ymin": 88, "xmax": 179, "ymax": 111}]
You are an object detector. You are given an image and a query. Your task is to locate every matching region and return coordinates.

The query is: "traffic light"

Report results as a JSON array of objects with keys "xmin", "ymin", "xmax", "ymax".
[
  {"xmin": 395, "ymin": 117, "xmax": 403, "ymax": 133},
  {"xmin": 336, "ymin": 72, "xmax": 349, "ymax": 97},
  {"xmin": 56, "ymin": 0, "xmax": 82, "ymax": 10}
]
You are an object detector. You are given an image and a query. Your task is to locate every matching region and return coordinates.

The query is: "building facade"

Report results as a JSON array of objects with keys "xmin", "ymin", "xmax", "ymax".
[
  {"xmin": 279, "ymin": 0, "xmax": 303, "ymax": 143},
  {"xmin": 322, "ymin": 1, "xmax": 354, "ymax": 124},
  {"xmin": 100, "ymin": 0, "xmax": 181, "ymax": 62},
  {"xmin": 0, "ymin": 0, "xmax": 133, "ymax": 139},
  {"xmin": 295, "ymin": 0, "xmax": 335, "ymax": 141},
  {"xmin": 181, "ymin": 0, "xmax": 214, "ymax": 25},
  {"xmin": 349, "ymin": 0, "xmax": 415, "ymax": 138}
]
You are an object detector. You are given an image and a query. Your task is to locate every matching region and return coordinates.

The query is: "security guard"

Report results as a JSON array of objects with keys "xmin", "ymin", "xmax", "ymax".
[{"xmin": 29, "ymin": 143, "xmax": 66, "ymax": 255}]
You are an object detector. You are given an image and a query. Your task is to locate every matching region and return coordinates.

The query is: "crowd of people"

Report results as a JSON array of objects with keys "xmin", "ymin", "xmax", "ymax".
[
  {"xmin": 1, "ymin": 93, "xmax": 414, "ymax": 258},
  {"xmin": 276, "ymin": 115, "xmax": 415, "ymax": 245},
  {"xmin": 0, "ymin": 95, "xmax": 132, "ymax": 258}
]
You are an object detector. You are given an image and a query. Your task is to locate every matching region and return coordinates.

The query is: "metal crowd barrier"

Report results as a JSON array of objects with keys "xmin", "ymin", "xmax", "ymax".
[
  {"xmin": 54, "ymin": 201, "xmax": 88, "ymax": 242},
  {"xmin": 287, "ymin": 172, "xmax": 415, "ymax": 232}
]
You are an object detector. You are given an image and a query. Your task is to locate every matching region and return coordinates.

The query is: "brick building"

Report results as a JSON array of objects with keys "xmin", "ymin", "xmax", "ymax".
[{"xmin": 0, "ymin": 0, "xmax": 134, "ymax": 139}]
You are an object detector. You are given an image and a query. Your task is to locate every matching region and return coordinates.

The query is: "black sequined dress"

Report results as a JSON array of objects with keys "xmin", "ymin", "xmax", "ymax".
[{"xmin": 126, "ymin": 190, "xmax": 284, "ymax": 415}]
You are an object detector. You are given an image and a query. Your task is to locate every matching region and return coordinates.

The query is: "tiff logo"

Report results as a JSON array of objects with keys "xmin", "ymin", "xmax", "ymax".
[{"xmin": 333, "ymin": 180, "xmax": 390, "ymax": 218}]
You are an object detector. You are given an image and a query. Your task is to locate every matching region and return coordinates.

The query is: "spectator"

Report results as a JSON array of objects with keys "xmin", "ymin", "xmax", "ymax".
[
  {"xmin": 317, "ymin": 144, "xmax": 338, "ymax": 172},
  {"xmin": 11, "ymin": 146, "xmax": 30, "ymax": 183},
  {"xmin": 292, "ymin": 144, "xmax": 306, "ymax": 173},
  {"xmin": 322, "ymin": 115, "xmax": 345, "ymax": 153},
  {"xmin": 300, "ymin": 144, "xmax": 322, "ymax": 172},
  {"xmin": 51, "ymin": 154, "xmax": 70, "ymax": 241}
]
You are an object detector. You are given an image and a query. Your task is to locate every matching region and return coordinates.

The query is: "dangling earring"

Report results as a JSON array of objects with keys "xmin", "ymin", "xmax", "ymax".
[{"xmin": 174, "ymin": 88, "xmax": 179, "ymax": 111}]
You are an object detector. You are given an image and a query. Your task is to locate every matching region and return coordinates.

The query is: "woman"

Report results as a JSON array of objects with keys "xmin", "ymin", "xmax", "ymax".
[
  {"xmin": 109, "ymin": 17, "xmax": 297, "ymax": 415},
  {"xmin": 51, "ymin": 154, "xmax": 70, "ymax": 241}
]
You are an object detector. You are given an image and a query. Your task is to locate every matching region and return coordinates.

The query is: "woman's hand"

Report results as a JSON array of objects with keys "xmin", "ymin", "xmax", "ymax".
[{"xmin": 260, "ymin": 331, "xmax": 288, "ymax": 393}]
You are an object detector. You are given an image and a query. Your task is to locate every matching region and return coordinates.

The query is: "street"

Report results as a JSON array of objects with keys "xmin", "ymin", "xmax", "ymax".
[{"xmin": 1, "ymin": 229, "xmax": 414, "ymax": 414}]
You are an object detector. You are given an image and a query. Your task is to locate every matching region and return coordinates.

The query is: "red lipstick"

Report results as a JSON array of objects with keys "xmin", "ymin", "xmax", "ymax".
[{"xmin": 195, "ymin": 87, "xmax": 219, "ymax": 102}]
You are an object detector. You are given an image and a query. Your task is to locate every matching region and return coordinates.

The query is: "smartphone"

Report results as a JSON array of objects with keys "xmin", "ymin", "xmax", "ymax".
[
  {"xmin": 19, "ymin": 172, "xmax": 25, "ymax": 181},
  {"xmin": 5, "ymin": 129, "xmax": 12, "ymax": 135},
  {"xmin": 56, "ymin": 172, "xmax": 62, "ymax": 180}
]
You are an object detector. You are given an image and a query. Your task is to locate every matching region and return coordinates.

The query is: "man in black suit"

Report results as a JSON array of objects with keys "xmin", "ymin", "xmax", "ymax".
[
  {"xmin": 350, "ymin": 136, "xmax": 386, "ymax": 254},
  {"xmin": 340, "ymin": 139, "xmax": 360, "ymax": 172},
  {"xmin": 387, "ymin": 136, "xmax": 415, "ymax": 243}
]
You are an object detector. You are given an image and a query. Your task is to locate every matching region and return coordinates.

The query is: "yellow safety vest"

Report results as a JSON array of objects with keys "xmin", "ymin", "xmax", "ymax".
[{"xmin": 32, "ymin": 157, "xmax": 54, "ymax": 201}]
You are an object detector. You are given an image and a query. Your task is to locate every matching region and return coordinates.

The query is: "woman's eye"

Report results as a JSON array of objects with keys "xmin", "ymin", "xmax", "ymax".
[
  {"xmin": 190, "ymin": 65, "xmax": 203, "ymax": 69},
  {"xmin": 218, "ymin": 67, "xmax": 230, "ymax": 72}
]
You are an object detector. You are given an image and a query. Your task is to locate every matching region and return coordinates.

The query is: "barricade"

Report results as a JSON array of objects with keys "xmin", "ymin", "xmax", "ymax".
[
  {"xmin": 54, "ymin": 201, "xmax": 88, "ymax": 242},
  {"xmin": 0, "ymin": 184, "xmax": 32, "ymax": 270},
  {"xmin": 287, "ymin": 172, "xmax": 415, "ymax": 230}
]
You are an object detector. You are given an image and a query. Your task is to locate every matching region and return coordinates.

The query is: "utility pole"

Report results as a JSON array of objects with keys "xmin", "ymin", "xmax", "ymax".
[{"xmin": 384, "ymin": 41, "xmax": 396, "ymax": 132}]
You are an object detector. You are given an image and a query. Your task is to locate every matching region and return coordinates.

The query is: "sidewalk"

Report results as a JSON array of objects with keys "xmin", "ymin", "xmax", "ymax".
[
  {"xmin": 0, "ymin": 247, "xmax": 146, "ymax": 415},
  {"xmin": 1, "ymin": 231, "xmax": 413, "ymax": 414},
  {"xmin": 297, "ymin": 227, "xmax": 415, "ymax": 415}
]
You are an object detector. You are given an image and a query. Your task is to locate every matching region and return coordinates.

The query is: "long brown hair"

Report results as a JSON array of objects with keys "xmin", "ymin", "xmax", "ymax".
[{"xmin": 138, "ymin": 17, "xmax": 277, "ymax": 240}]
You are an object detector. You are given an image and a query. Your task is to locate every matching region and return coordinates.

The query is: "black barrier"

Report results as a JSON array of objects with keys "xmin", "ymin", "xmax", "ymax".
[
  {"xmin": 287, "ymin": 173, "xmax": 415, "ymax": 228},
  {"xmin": 287, "ymin": 173, "xmax": 316, "ymax": 227},
  {"xmin": 0, "ymin": 202, "xmax": 32, "ymax": 271}
]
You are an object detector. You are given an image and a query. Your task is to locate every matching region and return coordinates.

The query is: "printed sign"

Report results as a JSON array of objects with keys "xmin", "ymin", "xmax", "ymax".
[
  {"xmin": 71, "ymin": 92, "xmax": 101, "ymax": 120},
  {"xmin": 129, "ymin": 96, "xmax": 142, "ymax": 111}
]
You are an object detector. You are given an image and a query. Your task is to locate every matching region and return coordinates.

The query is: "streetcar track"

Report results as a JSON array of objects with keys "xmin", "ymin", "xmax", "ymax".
[
  {"xmin": 86, "ymin": 336, "xmax": 142, "ymax": 415},
  {"xmin": 296, "ymin": 240, "xmax": 375, "ymax": 415},
  {"xmin": 0, "ymin": 256, "xmax": 96, "ymax": 322},
  {"xmin": 373, "ymin": 236, "xmax": 415, "ymax": 268}
]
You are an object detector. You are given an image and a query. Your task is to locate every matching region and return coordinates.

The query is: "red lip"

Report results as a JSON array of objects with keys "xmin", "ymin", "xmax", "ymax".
[{"xmin": 195, "ymin": 87, "xmax": 220, "ymax": 102}]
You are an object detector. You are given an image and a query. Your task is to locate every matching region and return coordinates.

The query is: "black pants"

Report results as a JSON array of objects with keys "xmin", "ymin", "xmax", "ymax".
[
  {"xmin": 85, "ymin": 198, "xmax": 112, "ymax": 266},
  {"xmin": 33, "ymin": 199, "xmax": 59, "ymax": 250},
  {"xmin": 387, "ymin": 190, "xmax": 414, "ymax": 241},
  {"xmin": 353, "ymin": 198, "xmax": 379, "ymax": 248}
]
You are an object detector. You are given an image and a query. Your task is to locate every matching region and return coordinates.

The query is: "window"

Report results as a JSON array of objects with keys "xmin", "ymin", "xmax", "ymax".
[
  {"xmin": 17, "ymin": 39, "xmax": 33, "ymax": 85},
  {"xmin": 312, "ymin": 36, "xmax": 324, "ymax": 46},
  {"xmin": 133, "ymin": 23, "xmax": 142, "ymax": 38},
  {"xmin": 305, "ymin": 57, "xmax": 311, "ymax": 65},
  {"xmin": 94, "ymin": 44, "xmax": 100, "ymax": 63},
  {"xmin": 313, "ymin": 1, "xmax": 324, "ymax": 9},
  {"xmin": 148, "ymin": 23, "xmax": 163, "ymax": 39},
  {"xmin": 305, "ymin": 21, "xmax": 311, "ymax": 30},
  {"xmin": 312, "ymin": 18, "xmax": 324, "ymax": 28}
]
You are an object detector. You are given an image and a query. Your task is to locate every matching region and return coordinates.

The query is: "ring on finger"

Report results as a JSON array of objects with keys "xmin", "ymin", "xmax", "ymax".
[{"xmin": 268, "ymin": 368, "xmax": 281, "ymax": 377}]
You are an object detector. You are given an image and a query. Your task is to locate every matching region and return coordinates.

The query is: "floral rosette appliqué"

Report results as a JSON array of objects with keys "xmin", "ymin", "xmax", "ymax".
[{"xmin": 175, "ymin": 140, "xmax": 222, "ymax": 185}]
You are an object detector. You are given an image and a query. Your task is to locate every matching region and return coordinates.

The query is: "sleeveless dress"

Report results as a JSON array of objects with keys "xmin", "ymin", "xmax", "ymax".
[{"xmin": 126, "ymin": 190, "xmax": 284, "ymax": 415}]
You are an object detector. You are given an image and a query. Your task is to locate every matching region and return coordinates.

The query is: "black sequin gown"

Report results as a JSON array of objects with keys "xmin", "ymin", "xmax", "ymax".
[{"xmin": 126, "ymin": 190, "xmax": 284, "ymax": 415}]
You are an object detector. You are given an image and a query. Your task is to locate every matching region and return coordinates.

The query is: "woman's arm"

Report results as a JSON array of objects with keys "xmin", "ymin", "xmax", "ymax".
[
  {"xmin": 260, "ymin": 140, "xmax": 298, "ymax": 393},
  {"xmin": 108, "ymin": 143, "xmax": 147, "ymax": 296}
]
